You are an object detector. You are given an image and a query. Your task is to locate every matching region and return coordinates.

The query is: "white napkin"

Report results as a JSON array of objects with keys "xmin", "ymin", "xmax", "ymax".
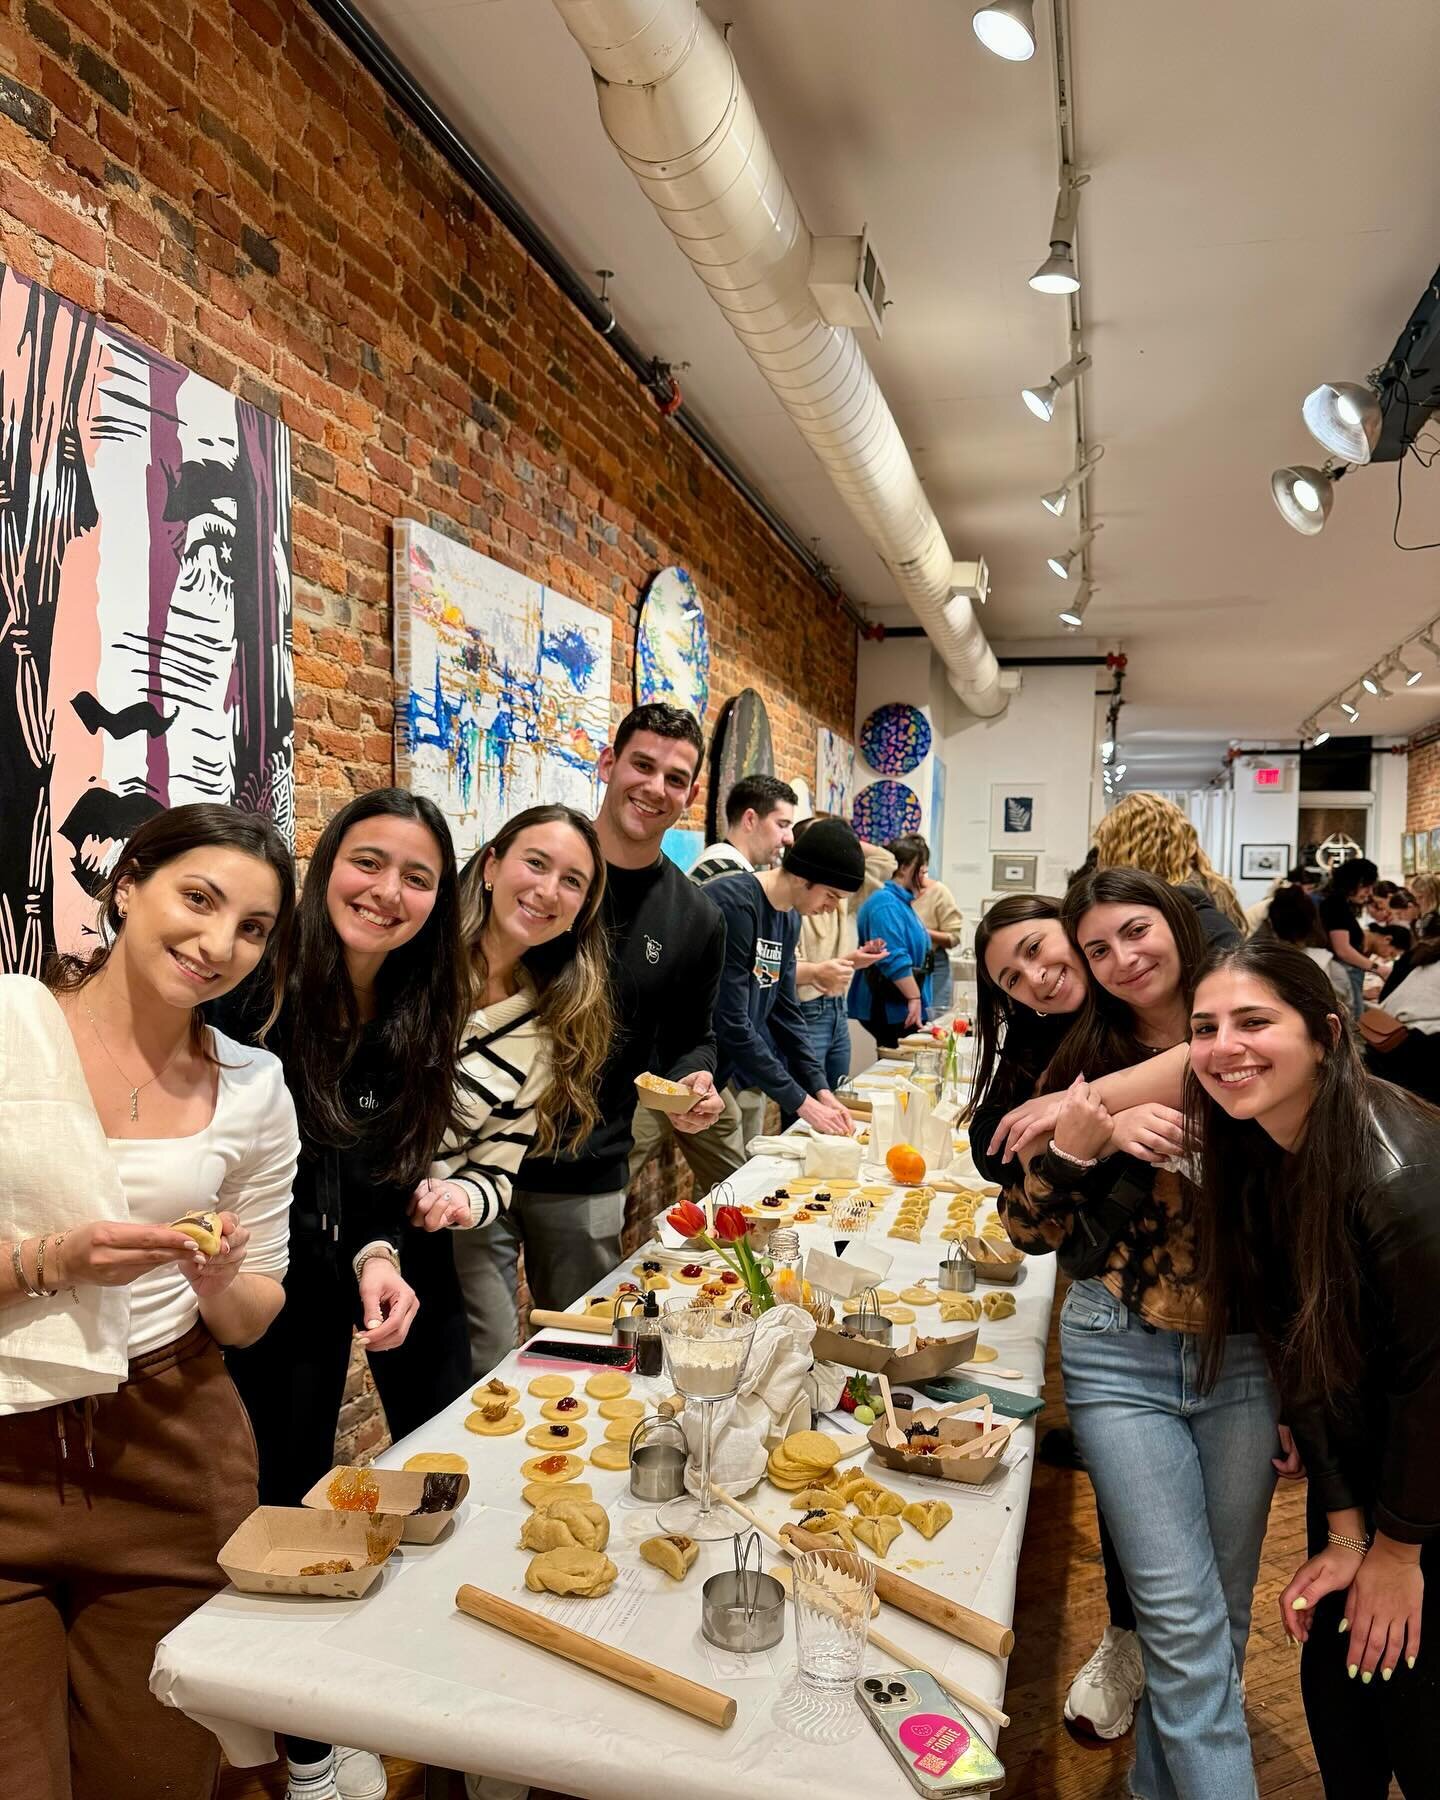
[
  {"xmin": 0, "ymin": 977, "xmax": 130, "ymax": 1413},
  {"xmin": 681, "ymin": 1304, "xmax": 817, "ymax": 1498},
  {"xmin": 804, "ymin": 1136, "xmax": 862, "ymax": 1180}
]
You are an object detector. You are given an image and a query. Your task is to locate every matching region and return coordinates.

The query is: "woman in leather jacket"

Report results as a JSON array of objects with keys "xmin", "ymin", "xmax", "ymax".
[{"xmin": 1189, "ymin": 939, "xmax": 1437, "ymax": 1798}]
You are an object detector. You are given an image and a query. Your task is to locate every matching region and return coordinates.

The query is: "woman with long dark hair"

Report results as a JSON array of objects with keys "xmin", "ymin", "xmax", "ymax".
[
  {"xmin": 415, "ymin": 804, "xmax": 616, "ymax": 1378},
  {"xmin": 1319, "ymin": 856, "xmax": 1384, "ymax": 1017},
  {"xmin": 1005, "ymin": 868, "xmax": 1281, "ymax": 1800},
  {"xmin": 968, "ymin": 894, "xmax": 1188, "ymax": 1741},
  {"xmin": 1, "ymin": 804, "xmax": 298, "ymax": 1800},
  {"xmin": 225, "ymin": 787, "xmax": 467, "ymax": 1800},
  {"xmin": 1189, "ymin": 941, "xmax": 1437, "ymax": 1797}
]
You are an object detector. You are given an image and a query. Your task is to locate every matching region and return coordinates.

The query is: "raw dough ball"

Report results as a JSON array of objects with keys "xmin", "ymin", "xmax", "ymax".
[
  {"xmin": 524, "ymin": 1547, "xmax": 617, "ymax": 1597},
  {"xmin": 589, "ymin": 1440, "xmax": 632, "ymax": 1471},
  {"xmin": 523, "ymin": 1480, "xmax": 593, "ymax": 1509},
  {"xmin": 518, "ymin": 1498, "xmax": 611, "ymax": 1553},
  {"xmin": 639, "ymin": 1534, "xmax": 699, "ymax": 1581},
  {"xmin": 528, "ymin": 1375, "xmax": 575, "ymax": 1399},
  {"xmin": 982, "ymin": 1291, "xmax": 1017, "ymax": 1321},
  {"xmin": 526, "ymin": 1422, "xmax": 588, "ymax": 1450},
  {"xmin": 585, "ymin": 1373, "xmax": 632, "ymax": 1400},
  {"xmin": 851, "ymin": 1515, "xmax": 903, "ymax": 1557},
  {"xmin": 520, "ymin": 1454, "xmax": 585, "ymax": 1484},
  {"xmin": 403, "ymin": 1452, "xmax": 469, "ymax": 1474},
  {"xmin": 464, "ymin": 1406, "xmax": 524, "ymax": 1436},
  {"xmin": 902, "ymin": 1498, "xmax": 954, "ymax": 1539}
]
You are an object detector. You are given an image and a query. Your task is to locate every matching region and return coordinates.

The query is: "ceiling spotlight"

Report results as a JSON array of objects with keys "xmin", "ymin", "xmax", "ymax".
[
  {"xmin": 1339, "ymin": 696, "xmax": 1360, "ymax": 720},
  {"xmin": 972, "ymin": 0, "xmax": 1036, "ymax": 61},
  {"xmin": 1058, "ymin": 580, "xmax": 1093, "ymax": 628},
  {"xmin": 1029, "ymin": 174, "xmax": 1085, "ymax": 295},
  {"xmin": 1311, "ymin": 730, "xmax": 1331, "ymax": 746},
  {"xmin": 1113, "ymin": 763, "xmax": 1127, "ymax": 779},
  {"xmin": 1398, "ymin": 658, "xmax": 1424, "ymax": 687},
  {"xmin": 1040, "ymin": 444, "xmax": 1104, "ymax": 516},
  {"xmin": 1270, "ymin": 463, "xmax": 1335, "ymax": 535},
  {"xmin": 1100, "ymin": 739, "xmax": 1115, "ymax": 762},
  {"xmin": 1048, "ymin": 528, "xmax": 1098, "ymax": 580},
  {"xmin": 1302, "ymin": 380, "xmax": 1383, "ymax": 466},
  {"xmin": 1361, "ymin": 668, "xmax": 1393, "ymax": 699},
  {"xmin": 1023, "ymin": 353, "xmax": 1091, "ymax": 422}
]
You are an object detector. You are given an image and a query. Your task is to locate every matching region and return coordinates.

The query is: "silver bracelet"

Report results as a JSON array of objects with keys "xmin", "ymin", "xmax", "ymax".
[
  {"xmin": 1047, "ymin": 1138, "xmax": 1099, "ymax": 1171},
  {"xmin": 1327, "ymin": 1528, "xmax": 1372, "ymax": 1556},
  {"xmin": 10, "ymin": 1237, "xmax": 43, "ymax": 1299}
]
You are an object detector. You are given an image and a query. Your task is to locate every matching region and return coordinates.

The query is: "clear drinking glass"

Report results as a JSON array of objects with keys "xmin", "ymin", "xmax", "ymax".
[
  {"xmin": 775, "ymin": 1548, "xmax": 878, "ymax": 1742},
  {"xmin": 656, "ymin": 1302, "xmax": 756, "ymax": 1540}
]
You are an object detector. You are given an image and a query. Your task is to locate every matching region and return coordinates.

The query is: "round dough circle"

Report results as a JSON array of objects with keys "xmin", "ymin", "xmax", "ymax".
[
  {"xmin": 589, "ymin": 1440, "xmax": 632, "ymax": 1470},
  {"xmin": 671, "ymin": 1266, "xmax": 707, "ymax": 1286},
  {"xmin": 603, "ymin": 1417, "xmax": 639, "ymax": 1443},
  {"xmin": 968, "ymin": 1342, "xmax": 998, "ymax": 1363},
  {"xmin": 598, "ymin": 1397, "xmax": 645, "ymax": 1421},
  {"xmin": 522, "ymin": 1480, "xmax": 594, "ymax": 1508},
  {"xmin": 541, "ymin": 1397, "xmax": 589, "ymax": 1422},
  {"xmin": 464, "ymin": 1407, "xmax": 525, "ymax": 1436},
  {"xmin": 585, "ymin": 1373, "xmax": 632, "ymax": 1400},
  {"xmin": 470, "ymin": 1381, "xmax": 519, "ymax": 1407},
  {"xmin": 526, "ymin": 1422, "xmax": 588, "ymax": 1450},
  {"xmin": 883, "ymin": 1305, "xmax": 916, "ymax": 1325},
  {"xmin": 899, "ymin": 1286, "xmax": 938, "ymax": 1306},
  {"xmin": 521, "ymin": 1453, "xmax": 585, "ymax": 1484},
  {"xmin": 403, "ymin": 1451, "xmax": 469, "ymax": 1474},
  {"xmin": 528, "ymin": 1375, "xmax": 575, "ymax": 1399}
]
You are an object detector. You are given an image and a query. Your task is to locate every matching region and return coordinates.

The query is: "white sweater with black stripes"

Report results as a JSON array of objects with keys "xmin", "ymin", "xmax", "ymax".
[{"xmin": 430, "ymin": 980, "xmax": 552, "ymax": 1228}]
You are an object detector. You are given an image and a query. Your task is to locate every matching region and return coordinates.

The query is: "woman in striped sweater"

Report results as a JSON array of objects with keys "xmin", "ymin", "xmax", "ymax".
[{"xmin": 412, "ymin": 804, "xmax": 615, "ymax": 1376}]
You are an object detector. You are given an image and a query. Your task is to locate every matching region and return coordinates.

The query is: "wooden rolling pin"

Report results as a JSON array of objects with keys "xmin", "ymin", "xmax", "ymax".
[
  {"xmin": 528, "ymin": 1307, "xmax": 616, "ymax": 1337},
  {"xmin": 781, "ymin": 1522, "xmax": 1014, "ymax": 1658},
  {"xmin": 455, "ymin": 1585, "xmax": 735, "ymax": 1729}
]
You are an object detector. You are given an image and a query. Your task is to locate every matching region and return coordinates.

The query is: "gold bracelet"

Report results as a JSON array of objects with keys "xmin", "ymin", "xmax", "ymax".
[
  {"xmin": 1327, "ymin": 1529, "xmax": 1371, "ymax": 1556},
  {"xmin": 10, "ymin": 1237, "xmax": 43, "ymax": 1299},
  {"xmin": 33, "ymin": 1233, "xmax": 59, "ymax": 1299}
]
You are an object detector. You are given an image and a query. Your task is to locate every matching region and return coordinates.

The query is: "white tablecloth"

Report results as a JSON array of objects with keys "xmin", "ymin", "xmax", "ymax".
[{"xmin": 153, "ymin": 1083, "xmax": 1054, "ymax": 1798}]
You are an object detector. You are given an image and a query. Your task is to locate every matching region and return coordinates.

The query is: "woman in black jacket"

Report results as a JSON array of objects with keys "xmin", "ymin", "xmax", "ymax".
[{"xmin": 1189, "ymin": 939, "xmax": 1437, "ymax": 1797}]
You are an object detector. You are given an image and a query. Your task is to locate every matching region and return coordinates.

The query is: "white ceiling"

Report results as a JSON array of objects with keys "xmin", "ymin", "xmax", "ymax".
[{"xmin": 353, "ymin": 0, "xmax": 1440, "ymax": 785}]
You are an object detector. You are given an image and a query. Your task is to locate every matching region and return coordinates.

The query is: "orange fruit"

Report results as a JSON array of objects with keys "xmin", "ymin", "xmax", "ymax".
[{"xmin": 886, "ymin": 1143, "xmax": 927, "ymax": 1185}]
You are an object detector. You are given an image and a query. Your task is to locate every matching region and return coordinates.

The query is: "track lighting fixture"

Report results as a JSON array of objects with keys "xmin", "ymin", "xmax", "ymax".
[
  {"xmin": 1270, "ymin": 463, "xmax": 1337, "ymax": 535},
  {"xmin": 1057, "ymin": 580, "xmax": 1092, "ymax": 628},
  {"xmin": 1419, "ymin": 627, "xmax": 1440, "ymax": 662},
  {"xmin": 1305, "ymin": 618, "xmax": 1440, "ymax": 736},
  {"xmin": 1311, "ymin": 730, "xmax": 1331, "ymax": 746},
  {"xmin": 972, "ymin": 0, "xmax": 1036, "ymax": 61},
  {"xmin": 1361, "ymin": 668, "xmax": 1393, "ymax": 699},
  {"xmin": 1398, "ymin": 658, "xmax": 1424, "ymax": 687},
  {"xmin": 1048, "ymin": 527, "xmax": 1098, "ymax": 580},
  {"xmin": 1029, "ymin": 173, "xmax": 1086, "ymax": 295},
  {"xmin": 1339, "ymin": 697, "xmax": 1360, "ymax": 721},
  {"xmin": 1022, "ymin": 354, "xmax": 1091, "ymax": 422},
  {"xmin": 1041, "ymin": 445, "xmax": 1103, "ymax": 516},
  {"xmin": 1302, "ymin": 381, "xmax": 1383, "ymax": 467}
]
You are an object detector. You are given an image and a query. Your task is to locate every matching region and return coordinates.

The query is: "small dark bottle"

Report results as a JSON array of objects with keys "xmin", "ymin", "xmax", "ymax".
[{"xmin": 634, "ymin": 1288, "xmax": 663, "ymax": 1377}]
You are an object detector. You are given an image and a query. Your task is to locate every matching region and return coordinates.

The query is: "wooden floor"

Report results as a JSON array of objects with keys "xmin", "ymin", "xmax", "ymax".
[{"xmin": 221, "ymin": 1299, "xmax": 1344, "ymax": 1800}]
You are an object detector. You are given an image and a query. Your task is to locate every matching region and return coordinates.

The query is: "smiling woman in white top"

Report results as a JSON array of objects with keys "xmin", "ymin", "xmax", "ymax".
[{"xmin": 0, "ymin": 803, "xmax": 298, "ymax": 1800}]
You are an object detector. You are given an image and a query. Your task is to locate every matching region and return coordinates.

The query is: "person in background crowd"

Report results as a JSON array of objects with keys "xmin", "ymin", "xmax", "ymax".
[
  {"xmin": 705, "ymin": 820, "xmax": 864, "ymax": 1145},
  {"xmin": 793, "ymin": 815, "xmax": 892, "ymax": 1094},
  {"xmin": 494, "ymin": 706, "xmax": 724, "ymax": 1311},
  {"xmin": 849, "ymin": 832, "xmax": 934, "ymax": 1048},
  {"xmin": 1318, "ymin": 857, "xmax": 1385, "ymax": 1018},
  {"xmin": 414, "ymin": 806, "xmax": 614, "ymax": 1384},
  {"xmin": 1189, "ymin": 942, "xmax": 1438, "ymax": 1798},
  {"xmin": 1389, "ymin": 886, "xmax": 1421, "ymax": 927},
  {"xmin": 1244, "ymin": 863, "xmax": 1323, "ymax": 933},
  {"xmin": 1, "ymin": 805, "xmax": 299, "ymax": 1800},
  {"xmin": 913, "ymin": 862, "xmax": 965, "ymax": 1013},
  {"xmin": 1372, "ymin": 922, "xmax": 1413, "ymax": 965},
  {"xmin": 1406, "ymin": 873, "xmax": 1440, "ymax": 941},
  {"xmin": 968, "ymin": 893, "xmax": 1190, "ymax": 1743},
  {"xmin": 1265, "ymin": 882, "xmax": 1353, "ymax": 1006},
  {"xmin": 689, "ymin": 774, "xmax": 797, "ymax": 883},
  {"xmin": 1363, "ymin": 879, "xmax": 1398, "ymax": 932},
  {"xmin": 686, "ymin": 775, "xmax": 799, "ymax": 1149},
  {"xmin": 1092, "ymin": 790, "xmax": 1248, "ymax": 941},
  {"xmin": 224, "ymin": 787, "xmax": 467, "ymax": 1800},
  {"xmin": 1006, "ymin": 869, "xmax": 1284, "ymax": 1800}
]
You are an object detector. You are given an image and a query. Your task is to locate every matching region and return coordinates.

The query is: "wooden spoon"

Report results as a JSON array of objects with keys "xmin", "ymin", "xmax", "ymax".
[{"xmin": 876, "ymin": 1372, "xmax": 906, "ymax": 1450}]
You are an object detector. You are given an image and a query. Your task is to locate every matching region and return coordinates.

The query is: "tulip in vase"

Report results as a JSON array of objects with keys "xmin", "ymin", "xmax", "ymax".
[{"xmin": 665, "ymin": 1201, "xmax": 777, "ymax": 1314}]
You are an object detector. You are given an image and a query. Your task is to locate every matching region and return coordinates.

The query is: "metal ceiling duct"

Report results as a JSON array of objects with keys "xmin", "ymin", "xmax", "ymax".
[{"xmin": 551, "ymin": 0, "xmax": 1007, "ymax": 716}]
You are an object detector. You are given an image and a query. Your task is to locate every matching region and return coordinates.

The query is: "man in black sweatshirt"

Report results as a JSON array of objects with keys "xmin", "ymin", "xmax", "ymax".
[{"xmin": 455, "ymin": 704, "xmax": 728, "ymax": 1373}]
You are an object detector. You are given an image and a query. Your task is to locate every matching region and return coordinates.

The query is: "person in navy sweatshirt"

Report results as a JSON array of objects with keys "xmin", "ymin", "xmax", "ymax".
[{"xmin": 703, "ymin": 817, "xmax": 865, "ymax": 1163}]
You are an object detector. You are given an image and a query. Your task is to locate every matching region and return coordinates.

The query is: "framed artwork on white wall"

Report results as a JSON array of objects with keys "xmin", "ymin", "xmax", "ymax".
[
  {"xmin": 1240, "ymin": 843, "xmax": 1289, "ymax": 881},
  {"xmin": 990, "ymin": 783, "xmax": 1045, "ymax": 851}
]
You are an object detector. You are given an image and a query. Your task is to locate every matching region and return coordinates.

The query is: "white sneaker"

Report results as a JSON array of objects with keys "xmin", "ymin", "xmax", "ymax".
[
  {"xmin": 285, "ymin": 1756, "xmax": 339, "ymax": 1800},
  {"xmin": 1063, "ymin": 1625, "xmax": 1145, "ymax": 1740},
  {"xmin": 335, "ymin": 1748, "xmax": 388, "ymax": 1800}
]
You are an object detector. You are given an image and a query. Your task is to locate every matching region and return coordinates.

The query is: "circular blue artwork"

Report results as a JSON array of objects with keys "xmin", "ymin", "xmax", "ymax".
[
  {"xmin": 852, "ymin": 781, "xmax": 923, "ymax": 842},
  {"xmin": 635, "ymin": 566, "xmax": 710, "ymax": 725},
  {"xmin": 859, "ymin": 702, "xmax": 931, "ymax": 776}
]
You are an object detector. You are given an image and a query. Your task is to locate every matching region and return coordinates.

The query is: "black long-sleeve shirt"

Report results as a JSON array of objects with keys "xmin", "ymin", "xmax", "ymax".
[{"xmin": 517, "ymin": 852, "xmax": 725, "ymax": 1196}]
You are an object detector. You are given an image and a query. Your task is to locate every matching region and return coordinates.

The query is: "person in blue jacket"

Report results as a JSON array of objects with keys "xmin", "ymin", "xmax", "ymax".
[{"xmin": 849, "ymin": 833, "xmax": 934, "ymax": 1047}]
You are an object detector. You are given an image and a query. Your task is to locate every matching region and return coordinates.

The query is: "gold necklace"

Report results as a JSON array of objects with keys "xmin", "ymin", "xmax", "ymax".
[{"xmin": 82, "ymin": 995, "xmax": 188, "ymax": 1124}]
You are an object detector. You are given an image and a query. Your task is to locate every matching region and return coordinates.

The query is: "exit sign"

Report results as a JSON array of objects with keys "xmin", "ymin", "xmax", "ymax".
[{"xmin": 1254, "ymin": 766, "xmax": 1281, "ymax": 787}]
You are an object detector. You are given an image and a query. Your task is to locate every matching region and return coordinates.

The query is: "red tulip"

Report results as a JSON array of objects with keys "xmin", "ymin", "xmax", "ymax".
[
  {"xmin": 712, "ymin": 1205, "xmax": 748, "ymax": 1243},
  {"xmin": 667, "ymin": 1201, "xmax": 707, "ymax": 1239}
]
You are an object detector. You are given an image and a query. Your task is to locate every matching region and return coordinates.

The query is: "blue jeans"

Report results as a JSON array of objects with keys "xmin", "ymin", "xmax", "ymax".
[
  {"xmin": 799, "ymin": 994, "xmax": 851, "ymax": 1092},
  {"xmin": 929, "ymin": 954, "xmax": 953, "ymax": 1014},
  {"xmin": 1060, "ymin": 1279, "xmax": 1278, "ymax": 1800},
  {"xmin": 1345, "ymin": 963, "xmax": 1366, "ymax": 1019}
]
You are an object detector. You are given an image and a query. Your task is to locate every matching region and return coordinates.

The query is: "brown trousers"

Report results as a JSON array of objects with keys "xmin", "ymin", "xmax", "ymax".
[{"xmin": 0, "ymin": 1323, "xmax": 259, "ymax": 1800}]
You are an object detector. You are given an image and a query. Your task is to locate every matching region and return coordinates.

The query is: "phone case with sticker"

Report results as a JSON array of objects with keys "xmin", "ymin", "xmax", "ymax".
[{"xmin": 855, "ymin": 1670, "xmax": 1006, "ymax": 1795}]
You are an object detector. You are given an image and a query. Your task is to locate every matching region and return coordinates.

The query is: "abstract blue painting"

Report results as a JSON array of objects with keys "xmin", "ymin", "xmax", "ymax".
[
  {"xmin": 635, "ymin": 565, "xmax": 710, "ymax": 724},
  {"xmin": 393, "ymin": 520, "xmax": 612, "ymax": 860}
]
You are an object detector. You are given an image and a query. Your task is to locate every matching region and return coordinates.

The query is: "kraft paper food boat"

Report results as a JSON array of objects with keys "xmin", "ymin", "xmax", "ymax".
[
  {"xmin": 219, "ymin": 1506, "xmax": 404, "ymax": 1598},
  {"xmin": 962, "ymin": 1236, "xmax": 1026, "ymax": 1284},
  {"xmin": 633, "ymin": 1072, "xmax": 698, "ymax": 1114},
  {"xmin": 302, "ymin": 1466, "xmax": 470, "ymax": 1543},
  {"xmin": 810, "ymin": 1317, "xmax": 980, "ymax": 1383},
  {"xmin": 865, "ymin": 1405, "xmax": 1014, "ymax": 1487}
]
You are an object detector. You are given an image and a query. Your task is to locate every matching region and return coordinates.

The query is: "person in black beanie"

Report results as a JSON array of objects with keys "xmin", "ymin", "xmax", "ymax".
[{"xmin": 701, "ymin": 816, "xmax": 865, "ymax": 1168}]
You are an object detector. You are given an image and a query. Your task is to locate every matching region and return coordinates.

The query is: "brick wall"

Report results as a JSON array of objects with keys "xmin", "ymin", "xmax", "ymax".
[
  {"xmin": 0, "ymin": 0, "xmax": 856, "ymax": 857},
  {"xmin": 1407, "ymin": 734, "xmax": 1440, "ymax": 833},
  {"xmin": 0, "ymin": 0, "xmax": 857, "ymax": 1463}
]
